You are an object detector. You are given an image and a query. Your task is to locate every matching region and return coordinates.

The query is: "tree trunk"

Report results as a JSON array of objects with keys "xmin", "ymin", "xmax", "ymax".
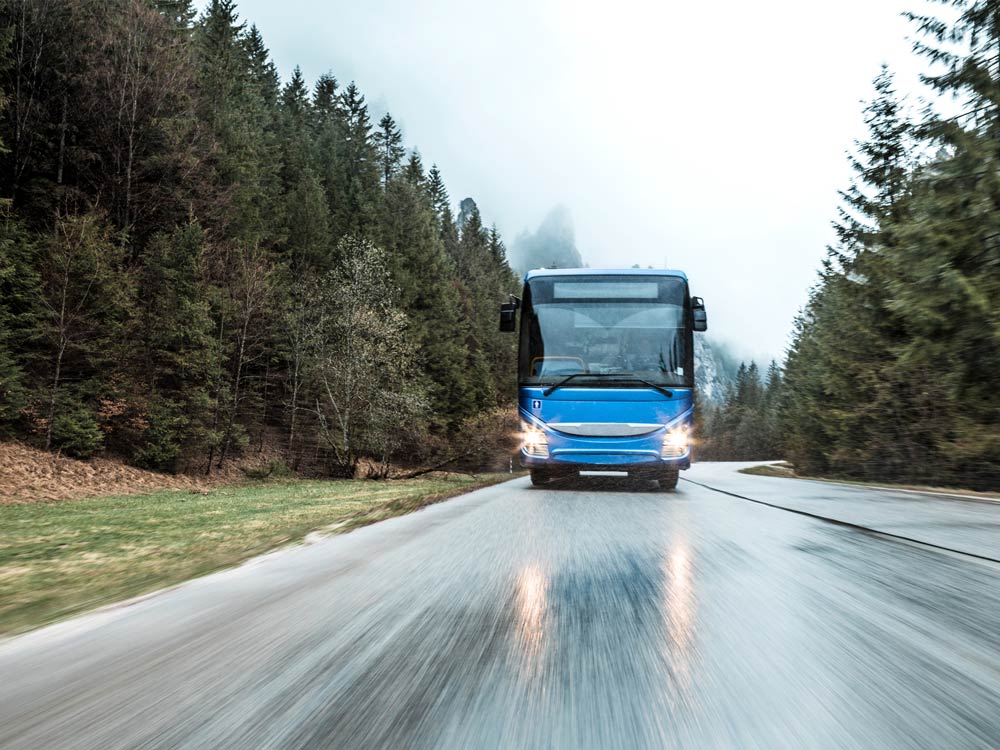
[
  {"xmin": 56, "ymin": 94, "xmax": 67, "ymax": 185},
  {"xmin": 217, "ymin": 318, "xmax": 247, "ymax": 468},
  {"xmin": 44, "ymin": 243, "xmax": 72, "ymax": 451},
  {"xmin": 45, "ymin": 336, "xmax": 66, "ymax": 451}
]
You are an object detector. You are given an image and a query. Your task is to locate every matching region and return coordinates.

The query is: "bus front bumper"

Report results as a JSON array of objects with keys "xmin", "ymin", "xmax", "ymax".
[{"xmin": 520, "ymin": 444, "xmax": 691, "ymax": 472}]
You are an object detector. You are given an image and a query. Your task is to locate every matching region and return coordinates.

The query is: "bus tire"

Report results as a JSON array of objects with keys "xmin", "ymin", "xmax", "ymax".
[{"xmin": 657, "ymin": 470, "xmax": 679, "ymax": 491}]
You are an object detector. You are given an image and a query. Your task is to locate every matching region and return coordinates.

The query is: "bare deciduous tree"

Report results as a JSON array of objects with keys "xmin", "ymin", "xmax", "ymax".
[
  {"xmin": 215, "ymin": 243, "xmax": 274, "ymax": 468},
  {"xmin": 307, "ymin": 237, "xmax": 427, "ymax": 477}
]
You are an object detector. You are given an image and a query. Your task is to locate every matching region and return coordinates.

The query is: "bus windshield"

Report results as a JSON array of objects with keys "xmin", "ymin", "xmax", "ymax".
[{"xmin": 518, "ymin": 275, "xmax": 692, "ymax": 388}]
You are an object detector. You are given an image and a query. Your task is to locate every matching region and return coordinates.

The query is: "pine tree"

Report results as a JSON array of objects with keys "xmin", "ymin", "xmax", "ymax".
[
  {"xmin": 426, "ymin": 164, "xmax": 451, "ymax": 231},
  {"xmin": 425, "ymin": 165, "xmax": 463, "ymax": 289},
  {"xmin": 377, "ymin": 180, "xmax": 474, "ymax": 425},
  {"xmin": 455, "ymin": 197, "xmax": 486, "ymax": 281},
  {"xmin": 735, "ymin": 362, "xmax": 763, "ymax": 409},
  {"xmin": 782, "ymin": 302, "xmax": 833, "ymax": 471},
  {"xmin": 907, "ymin": 0, "xmax": 1000, "ymax": 143},
  {"xmin": 488, "ymin": 223, "xmax": 507, "ymax": 265},
  {"xmin": 374, "ymin": 112, "xmax": 405, "ymax": 189},
  {"xmin": 243, "ymin": 25, "xmax": 279, "ymax": 107},
  {"xmin": 403, "ymin": 149, "xmax": 425, "ymax": 188},
  {"xmin": 239, "ymin": 23, "xmax": 283, "ymax": 238},
  {"xmin": 760, "ymin": 360, "xmax": 784, "ymax": 458},
  {"xmin": 125, "ymin": 223, "xmax": 216, "ymax": 470},
  {"xmin": 196, "ymin": 1, "xmax": 282, "ymax": 244},
  {"xmin": 279, "ymin": 65, "xmax": 313, "ymax": 187},
  {"xmin": 312, "ymin": 72, "xmax": 344, "ymax": 227},
  {"xmin": 331, "ymin": 81, "xmax": 379, "ymax": 240},
  {"xmin": 313, "ymin": 72, "xmax": 340, "ymax": 118},
  {"xmin": 283, "ymin": 169, "xmax": 332, "ymax": 272},
  {"xmin": 782, "ymin": 68, "xmax": 916, "ymax": 479},
  {"xmin": 196, "ymin": 1, "xmax": 245, "ymax": 131},
  {"xmin": 831, "ymin": 66, "xmax": 911, "ymax": 270}
]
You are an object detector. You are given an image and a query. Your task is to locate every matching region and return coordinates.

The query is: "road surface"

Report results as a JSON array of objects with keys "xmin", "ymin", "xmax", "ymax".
[{"xmin": 2, "ymin": 463, "xmax": 1000, "ymax": 749}]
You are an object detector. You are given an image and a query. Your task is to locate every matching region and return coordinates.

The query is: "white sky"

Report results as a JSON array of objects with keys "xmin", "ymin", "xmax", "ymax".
[{"xmin": 229, "ymin": 0, "xmax": 934, "ymax": 361}]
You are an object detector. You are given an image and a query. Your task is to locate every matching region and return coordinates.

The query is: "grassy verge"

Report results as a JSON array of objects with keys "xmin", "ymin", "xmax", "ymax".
[
  {"xmin": 738, "ymin": 463, "xmax": 1000, "ymax": 500},
  {"xmin": 0, "ymin": 472, "xmax": 513, "ymax": 637},
  {"xmin": 738, "ymin": 462, "xmax": 796, "ymax": 479}
]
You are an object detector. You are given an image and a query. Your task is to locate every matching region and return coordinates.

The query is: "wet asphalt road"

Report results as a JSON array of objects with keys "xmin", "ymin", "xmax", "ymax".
[{"xmin": 2, "ymin": 463, "xmax": 1000, "ymax": 749}]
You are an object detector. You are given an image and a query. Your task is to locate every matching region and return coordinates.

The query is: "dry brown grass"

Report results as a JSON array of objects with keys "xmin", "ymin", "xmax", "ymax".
[{"xmin": 0, "ymin": 442, "xmax": 211, "ymax": 504}]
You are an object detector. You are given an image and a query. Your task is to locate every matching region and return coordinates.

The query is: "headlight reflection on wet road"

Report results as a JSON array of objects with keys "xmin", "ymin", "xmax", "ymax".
[
  {"xmin": 514, "ymin": 563, "xmax": 549, "ymax": 674},
  {"xmin": 662, "ymin": 539, "xmax": 697, "ymax": 697}
]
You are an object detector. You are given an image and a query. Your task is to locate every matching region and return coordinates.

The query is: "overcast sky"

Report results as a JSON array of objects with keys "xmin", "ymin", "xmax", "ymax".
[{"xmin": 229, "ymin": 0, "xmax": 932, "ymax": 361}]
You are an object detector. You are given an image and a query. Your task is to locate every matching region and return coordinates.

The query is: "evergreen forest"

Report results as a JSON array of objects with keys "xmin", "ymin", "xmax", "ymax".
[
  {"xmin": 697, "ymin": 361, "xmax": 784, "ymax": 462},
  {"xmin": 773, "ymin": 0, "xmax": 1000, "ymax": 489},
  {"xmin": 699, "ymin": 0, "xmax": 1000, "ymax": 491},
  {"xmin": 0, "ymin": 0, "xmax": 519, "ymax": 477}
]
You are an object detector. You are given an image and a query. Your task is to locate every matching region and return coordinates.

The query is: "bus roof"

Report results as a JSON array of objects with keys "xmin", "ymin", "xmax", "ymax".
[{"xmin": 524, "ymin": 268, "xmax": 688, "ymax": 282}]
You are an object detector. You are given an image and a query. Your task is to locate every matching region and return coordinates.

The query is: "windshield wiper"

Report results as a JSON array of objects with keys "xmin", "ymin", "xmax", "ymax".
[
  {"xmin": 542, "ymin": 373, "xmax": 592, "ymax": 396},
  {"xmin": 542, "ymin": 372, "xmax": 673, "ymax": 398},
  {"xmin": 611, "ymin": 374, "xmax": 674, "ymax": 398}
]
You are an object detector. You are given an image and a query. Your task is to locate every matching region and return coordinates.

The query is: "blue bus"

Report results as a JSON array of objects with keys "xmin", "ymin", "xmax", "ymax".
[{"xmin": 500, "ymin": 269, "xmax": 707, "ymax": 490}]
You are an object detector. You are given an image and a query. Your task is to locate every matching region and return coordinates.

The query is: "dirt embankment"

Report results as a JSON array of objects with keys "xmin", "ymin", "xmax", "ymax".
[
  {"xmin": 0, "ymin": 442, "xmax": 212, "ymax": 504},
  {"xmin": 0, "ymin": 408, "xmax": 521, "ymax": 504}
]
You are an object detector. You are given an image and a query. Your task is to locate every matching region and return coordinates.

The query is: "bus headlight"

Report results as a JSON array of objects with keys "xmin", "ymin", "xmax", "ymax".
[
  {"xmin": 661, "ymin": 427, "xmax": 689, "ymax": 458},
  {"xmin": 521, "ymin": 421, "xmax": 550, "ymax": 458}
]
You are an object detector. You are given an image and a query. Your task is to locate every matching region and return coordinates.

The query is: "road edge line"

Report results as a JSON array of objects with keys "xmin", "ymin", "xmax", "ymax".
[{"xmin": 681, "ymin": 477, "xmax": 1000, "ymax": 566}]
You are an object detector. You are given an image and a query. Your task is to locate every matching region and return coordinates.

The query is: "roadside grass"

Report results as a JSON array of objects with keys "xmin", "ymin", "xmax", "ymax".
[
  {"xmin": 739, "ymin": 462, "xmax": 796, "ymax": 479},
  {"xmin": 0, "ymin": 473, "xmax": 513, "ymax": 637},
  {"xmin": 738, "ymin": 463, "xmax": 1000, "ymax": 500}
]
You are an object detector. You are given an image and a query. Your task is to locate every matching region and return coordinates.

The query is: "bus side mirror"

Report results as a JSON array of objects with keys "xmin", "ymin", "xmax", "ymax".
[
  {"xmin": 499, "ymin": 302, "xmax": 517, "ymax": 332},
  {"xmin": 692, "ymin": 296, "xmax": 707, "ymax": 332}
]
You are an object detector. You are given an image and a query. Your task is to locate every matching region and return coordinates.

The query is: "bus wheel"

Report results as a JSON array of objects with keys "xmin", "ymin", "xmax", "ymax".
[{"xmin": 657, "ymin": 470, "xmax": 679, "ymax": 491}]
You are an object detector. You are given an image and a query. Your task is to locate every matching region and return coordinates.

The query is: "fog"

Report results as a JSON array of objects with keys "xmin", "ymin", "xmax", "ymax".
[{"xmin": 232, "ymin": 0, "xmax": 928, "ymax": 361}]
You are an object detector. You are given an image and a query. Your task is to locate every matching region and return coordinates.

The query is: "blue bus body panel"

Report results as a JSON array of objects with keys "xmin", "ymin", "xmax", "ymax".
[{"xmin": 518, "ymin": 386, "xmax": 693, "ymax": 470}]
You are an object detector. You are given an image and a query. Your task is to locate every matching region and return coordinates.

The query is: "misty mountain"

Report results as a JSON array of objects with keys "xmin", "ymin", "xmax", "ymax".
[
  {"xmin": 510, "ymin": 206, "xmax": 583, "ymax": 274},
  {"xmin": 695, "ymin": 336, "xmax": 740, "ymax": 404},
  {"xmin": 456, "ymin": 197, "xmax": 478, "ymax": 231}
]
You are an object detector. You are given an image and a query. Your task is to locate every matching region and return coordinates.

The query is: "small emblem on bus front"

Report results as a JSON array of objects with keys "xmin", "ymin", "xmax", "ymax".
[{"xmin": 532, "ymin": 400, "xmax": 542, "ymax": 410}]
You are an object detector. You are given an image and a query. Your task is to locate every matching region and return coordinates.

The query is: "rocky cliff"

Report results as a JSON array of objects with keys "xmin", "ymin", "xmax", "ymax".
[{"xmin": 694, "ymin": 336, "xmax": 737, "ymax": 403}]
